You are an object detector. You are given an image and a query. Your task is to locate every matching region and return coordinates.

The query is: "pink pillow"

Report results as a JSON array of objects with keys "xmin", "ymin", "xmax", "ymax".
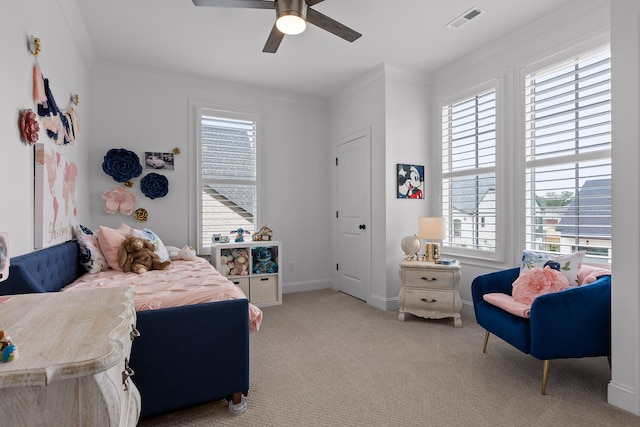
[
  {"xmin": 97, "ymin": 223, "xmax": 131, "ymax": 271},
  {"xmin": 512, "ymin": 266, "xmax": 569, "ymax": 306},
  {"xmin": 578, "ymin": 264, "xmax": 611, "ymax": 286}
]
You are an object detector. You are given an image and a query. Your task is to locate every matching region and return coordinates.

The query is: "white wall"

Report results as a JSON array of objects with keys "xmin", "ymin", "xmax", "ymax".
[
  {"xmin": 384, "ymin": 66, "xmax": 430, "ymax": 306},
  {"xmin": 330, "ymin": 65, "xmax": 387, "ymax": 308},
  {"xmin": 329, "ymin": 63, "xmax": 430, "ymax": 309},
  {"xmin": 89, "ymin": 64, "xmax": 332, "ymax": 293},
  {"xmin": 430, "ymin": 0, "xmax": 610, "ymax": 311},
  {"xmin": 0, "ymin": 0, "xmax": 92, "ymax": 257},
  {"xmin": 610, "ymin": 0, "xmax": 640, "ymax": 416},
  {"xmin": 430, "ymin": 0, "xmax": 640, "ymax": 416}
]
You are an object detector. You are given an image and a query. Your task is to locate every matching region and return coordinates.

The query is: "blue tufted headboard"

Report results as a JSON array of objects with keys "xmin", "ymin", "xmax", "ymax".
[{"xmin": 0, "ymin": 241, "xmax": 81, "ymax": 296}]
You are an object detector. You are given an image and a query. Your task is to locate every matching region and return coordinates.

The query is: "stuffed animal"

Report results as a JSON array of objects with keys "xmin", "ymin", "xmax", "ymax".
[
  {"xmin": 167, "ymin": 244, "xmax": 197, "ymax": 261},
  {"xmin": 253, "ymin": 246, "xmax": 278, "ymax": 274},
  {"xmin": 219, "ymin": 255, "xmax": 231, "ymax": 275},
  {"xmin": 229, "ymin": 249, "xmax": 249, "ymax": 276},
  {"xmin": 118, "ymin": 236, "xmax": 171, "ymax": 274},
  {"xmin": 177, "ymin": 245, "xmax": 197, "ymax": 261},
  {"xmin": 231, "ymin": 228, "xmax": 251, "ymax": 242}
]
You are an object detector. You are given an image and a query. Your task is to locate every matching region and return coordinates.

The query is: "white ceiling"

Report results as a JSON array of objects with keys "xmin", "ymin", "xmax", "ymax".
[{"xmin": 75, "ymin": 0, "xmax": 575, "ymax": 99}]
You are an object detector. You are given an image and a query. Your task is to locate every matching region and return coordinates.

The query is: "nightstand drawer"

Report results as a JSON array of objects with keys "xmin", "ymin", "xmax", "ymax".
[
  {"xmin": 402, "ymin": 289, "xmax": 455, "ymax": 312},
  {"xmin": 403, "ymin": 269, "xmax": 455, "ymax": 290}
]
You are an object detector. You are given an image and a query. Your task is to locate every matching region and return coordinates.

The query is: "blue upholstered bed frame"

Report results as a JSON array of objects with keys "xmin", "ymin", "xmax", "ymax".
[{"xmin": 0, "ymin": 241, "xmax": 250, "ymax": 419}]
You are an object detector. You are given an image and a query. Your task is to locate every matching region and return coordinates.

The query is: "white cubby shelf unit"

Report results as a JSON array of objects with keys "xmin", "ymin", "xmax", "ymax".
[{"xmin": 211, "ymin": 240, "xmax": 282, "ymax": 307}]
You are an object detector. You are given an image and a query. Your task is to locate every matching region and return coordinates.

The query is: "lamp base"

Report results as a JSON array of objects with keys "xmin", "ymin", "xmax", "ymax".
[{"xmin": 423, "ymin": 242, "xmax": 441, "ymax": 263}]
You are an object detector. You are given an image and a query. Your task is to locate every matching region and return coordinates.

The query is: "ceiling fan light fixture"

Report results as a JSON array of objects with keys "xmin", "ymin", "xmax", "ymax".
[
  {"xmin": 275, "ymin": 0, "xmax": 307, "ymax": 35},
  {"xmin": 276, "ymin": 14, "xmax": 306, "ymax": 35}
]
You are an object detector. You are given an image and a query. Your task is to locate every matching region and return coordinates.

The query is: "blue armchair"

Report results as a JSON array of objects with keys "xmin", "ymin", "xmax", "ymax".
[{"xmin": 471, "ymin": 267, "xmax": 611, "ymax": 394}]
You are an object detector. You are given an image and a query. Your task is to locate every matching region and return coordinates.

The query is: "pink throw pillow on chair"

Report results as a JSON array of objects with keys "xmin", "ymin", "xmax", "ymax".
[{"xmin": 512, "ymin": 266, "xmax": 570, "ymax": 306}]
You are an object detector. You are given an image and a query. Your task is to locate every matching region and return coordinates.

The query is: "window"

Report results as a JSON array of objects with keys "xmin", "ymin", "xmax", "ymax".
[
  {"xmin": 524, "ymin": 47, "xmax": 611, "ymax": 262},
  {"xmin": 197, "ymin": 109, "xmax": 258, "ymax": 253},
  {"xmin": 442, "ymin": 86, "xmax": 497, "ymax": 253}
]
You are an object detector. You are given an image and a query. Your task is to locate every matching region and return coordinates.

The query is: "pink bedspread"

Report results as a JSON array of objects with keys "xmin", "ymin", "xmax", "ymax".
[{"xmin": 62, "ymin": 256, "xmax": 262, "ymax": 332}]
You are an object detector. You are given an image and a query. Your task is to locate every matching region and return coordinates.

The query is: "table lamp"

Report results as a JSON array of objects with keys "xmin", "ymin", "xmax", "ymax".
[{"xmin": 418, "ymin": 217, "xmax": 445, "ymax": 262}]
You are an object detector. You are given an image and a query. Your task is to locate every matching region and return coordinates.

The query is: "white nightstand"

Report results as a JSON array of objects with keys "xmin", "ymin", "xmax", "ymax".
[{"xmin": 398, "ymin": 260, "xmax": 462, "ymax": 327}]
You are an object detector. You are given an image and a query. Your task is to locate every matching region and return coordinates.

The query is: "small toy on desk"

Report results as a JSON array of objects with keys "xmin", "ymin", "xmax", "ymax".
[
  {"xmin": 231, "ymin": 228, "xmax": 251, "ymax": 242},
  {"xmin": 0, "ymin": 330, "xmax": 17, "ymax": 363}
]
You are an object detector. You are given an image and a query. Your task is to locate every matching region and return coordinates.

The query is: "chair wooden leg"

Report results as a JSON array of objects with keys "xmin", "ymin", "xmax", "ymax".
[
  {"xmin": 541, "ymin": 360, "xmax": 550, "ymax": 395},
  {"xmin": 482, "ymin": 330, "xmax": 490, "ymax": 353}
]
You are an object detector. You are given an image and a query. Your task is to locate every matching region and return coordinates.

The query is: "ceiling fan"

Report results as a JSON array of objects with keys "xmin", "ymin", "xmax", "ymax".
[{"xmin": 192, "ymin": 0, "xmax": 362, "ymax": 53}]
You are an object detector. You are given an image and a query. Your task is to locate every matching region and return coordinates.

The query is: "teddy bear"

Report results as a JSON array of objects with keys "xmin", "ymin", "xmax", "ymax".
[
  {"xmin": 229, "ymin": 249, "xmax": 249, "ymax": 276},
  {"xmin": 118, "ymin": 236, "xmax": 172, "ymax": 274}
]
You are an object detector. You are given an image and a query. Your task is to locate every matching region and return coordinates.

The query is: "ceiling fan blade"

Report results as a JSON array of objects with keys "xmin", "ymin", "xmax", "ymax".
[
  {"xmin": 263, "ymin": 24, "xmax": 285, "ymax": 53},
  {"xmin": 192, "ymin": 0, "xmax": 275, "ymax": 9},
  {"xmin": 306, "ymin": 7, "xmax": 361, "ymax": 42},
  {"xmin": 305, "ymin": 0, "xmax": 325, "ymax": 6}
]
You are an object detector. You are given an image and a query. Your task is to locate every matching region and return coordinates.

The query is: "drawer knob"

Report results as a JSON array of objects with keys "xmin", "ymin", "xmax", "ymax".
[
  {"xmin": 421, "ymin": 298, "xmax": 437, "ymax": 303},
  {"xmin": 130, "ymin": 325, "xmax": 140, "ymax": 341},
  {"xmin": 122, "ymin": 358, "xmax": 135, "ymax": 391},
  {"xmin": 421, "ymin": 277, "xmax": 437, "ymax": 282}
]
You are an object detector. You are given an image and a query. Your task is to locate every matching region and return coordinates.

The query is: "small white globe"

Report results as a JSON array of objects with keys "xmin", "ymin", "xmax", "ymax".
[{"xmin": 400, "ymin": 235, "xmax": 420, "ymax": 256}]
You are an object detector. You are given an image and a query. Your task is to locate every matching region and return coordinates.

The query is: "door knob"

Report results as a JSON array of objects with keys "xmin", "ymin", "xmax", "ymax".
[{"xmin": 359, "ymin": 224, "xmax": 366, "ymax": 230}]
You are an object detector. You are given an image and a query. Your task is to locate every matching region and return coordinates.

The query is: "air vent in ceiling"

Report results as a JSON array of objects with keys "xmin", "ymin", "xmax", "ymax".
[{"xmin": 446, "ymin": 7, "xmax": 484, "ymax": 30}]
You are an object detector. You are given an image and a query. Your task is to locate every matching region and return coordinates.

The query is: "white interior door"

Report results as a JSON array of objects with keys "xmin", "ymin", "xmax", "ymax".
[{"xmin": 335, "ymin": 131, "xmax": 371, "ymax": 301}]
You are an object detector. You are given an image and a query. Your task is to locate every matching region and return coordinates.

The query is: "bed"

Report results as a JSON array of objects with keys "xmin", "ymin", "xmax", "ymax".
[{"xmin": 0, "ymin": 240, "xmax": 262, "ymax": 419}]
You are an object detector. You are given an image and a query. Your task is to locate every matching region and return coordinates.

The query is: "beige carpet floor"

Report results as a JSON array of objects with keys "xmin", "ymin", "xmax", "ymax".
[{"xmin": 139, "ymin": 289, "xmax": 639, "ymax": 426}]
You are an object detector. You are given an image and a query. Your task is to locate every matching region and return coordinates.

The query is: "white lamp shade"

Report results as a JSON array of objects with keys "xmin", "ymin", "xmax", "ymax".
[{"xmin": 418, "ymin": 217, "xmax": 445, "ymax": 240}]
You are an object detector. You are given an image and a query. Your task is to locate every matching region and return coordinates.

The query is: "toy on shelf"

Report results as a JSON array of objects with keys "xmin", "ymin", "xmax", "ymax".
[
  {"xmin": 252, "ymin": 225, "xmax": 273, "ymax": 242},
  {"xmin": 231, "ymin": 228, "xmax": 251, "ymax": 242},
  {"xmin": 252, "ymin": 246, "xmax": 278, "ymax": 274},
  {"xmin": 229, "ymin": 249, "xmax": 250, "ymax": 276}
]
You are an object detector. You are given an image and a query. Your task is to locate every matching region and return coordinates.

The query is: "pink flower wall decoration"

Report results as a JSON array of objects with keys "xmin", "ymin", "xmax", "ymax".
[
  {"xmin": 102, "ymin": 186, "xmax": 137, "ymax": 216},
  {"xmin": 19, "ymin": 109, "xmax": 40, "ymax": 145}
]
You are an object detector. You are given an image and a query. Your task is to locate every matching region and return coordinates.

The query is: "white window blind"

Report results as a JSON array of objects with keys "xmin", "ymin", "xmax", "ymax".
[
  {"xmin": 199, "ymin": 111, "xmax": 257, "ymax": 252},
  {"xmin": 524, "ymin": 47, "xmax": 611, "ymax": 262},
  {"xmin": 442, "ymin": 88, "xmax": 496, "ymax": 252}
]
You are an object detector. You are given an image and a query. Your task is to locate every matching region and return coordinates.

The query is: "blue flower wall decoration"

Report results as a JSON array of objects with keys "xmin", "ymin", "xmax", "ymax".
[
  {"xmin": 140, "ymin": 173, "xmax": 169, "ymax": 199},
  {"xmin": 102, "ymin": 148, "xmax": 142, "ymax": 182}
]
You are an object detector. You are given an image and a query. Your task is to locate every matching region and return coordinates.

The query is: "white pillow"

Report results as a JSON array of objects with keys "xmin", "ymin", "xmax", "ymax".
[
  {"xmin": 75, "ymin": 224, "xmax": 110, "ymax": 274},
  {"xmin": 520, "ymin": 250, "xmax": 586, "ymax": 286},
  {"xmin": 130, "ymin": 228, "xmax": 171, "ymax": 262}
]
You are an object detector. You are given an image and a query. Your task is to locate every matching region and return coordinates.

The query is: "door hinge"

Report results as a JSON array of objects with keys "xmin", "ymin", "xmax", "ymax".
[
  {"xmin": 336, "ymin": 211, "xmax": 338, "ymax": 218},
  {"xmin": 336, "ymin": 263, "xmax": 339, "ymax": 270},
  {"xmin": 336, "ymin": 157, "xmax": 338, "ymax": 166}
]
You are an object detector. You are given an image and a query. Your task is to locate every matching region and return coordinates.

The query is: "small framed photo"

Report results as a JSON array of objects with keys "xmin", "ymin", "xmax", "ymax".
[
  {"xmin": 397, "ymin": 164, "xmax": 424, "ymax": 199},
  {"xmin": 144, "ymin": 152, "xmax": 175, "ymax": 170}
]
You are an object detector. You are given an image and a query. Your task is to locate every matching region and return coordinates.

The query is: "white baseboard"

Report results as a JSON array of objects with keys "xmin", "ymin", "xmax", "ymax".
[
  {"xmin": 282, "ymin": 280, "xmax": 333, "ymax": 294},
  {"xmin": 608, "ymin": 381, "xmax": 640, "ymax": 416}
]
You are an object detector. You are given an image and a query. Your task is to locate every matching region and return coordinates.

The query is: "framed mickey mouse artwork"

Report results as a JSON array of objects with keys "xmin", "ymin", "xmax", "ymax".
[{"xmin": 397, "ymin": 164, "xmax": 424, "ymax": 199}]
